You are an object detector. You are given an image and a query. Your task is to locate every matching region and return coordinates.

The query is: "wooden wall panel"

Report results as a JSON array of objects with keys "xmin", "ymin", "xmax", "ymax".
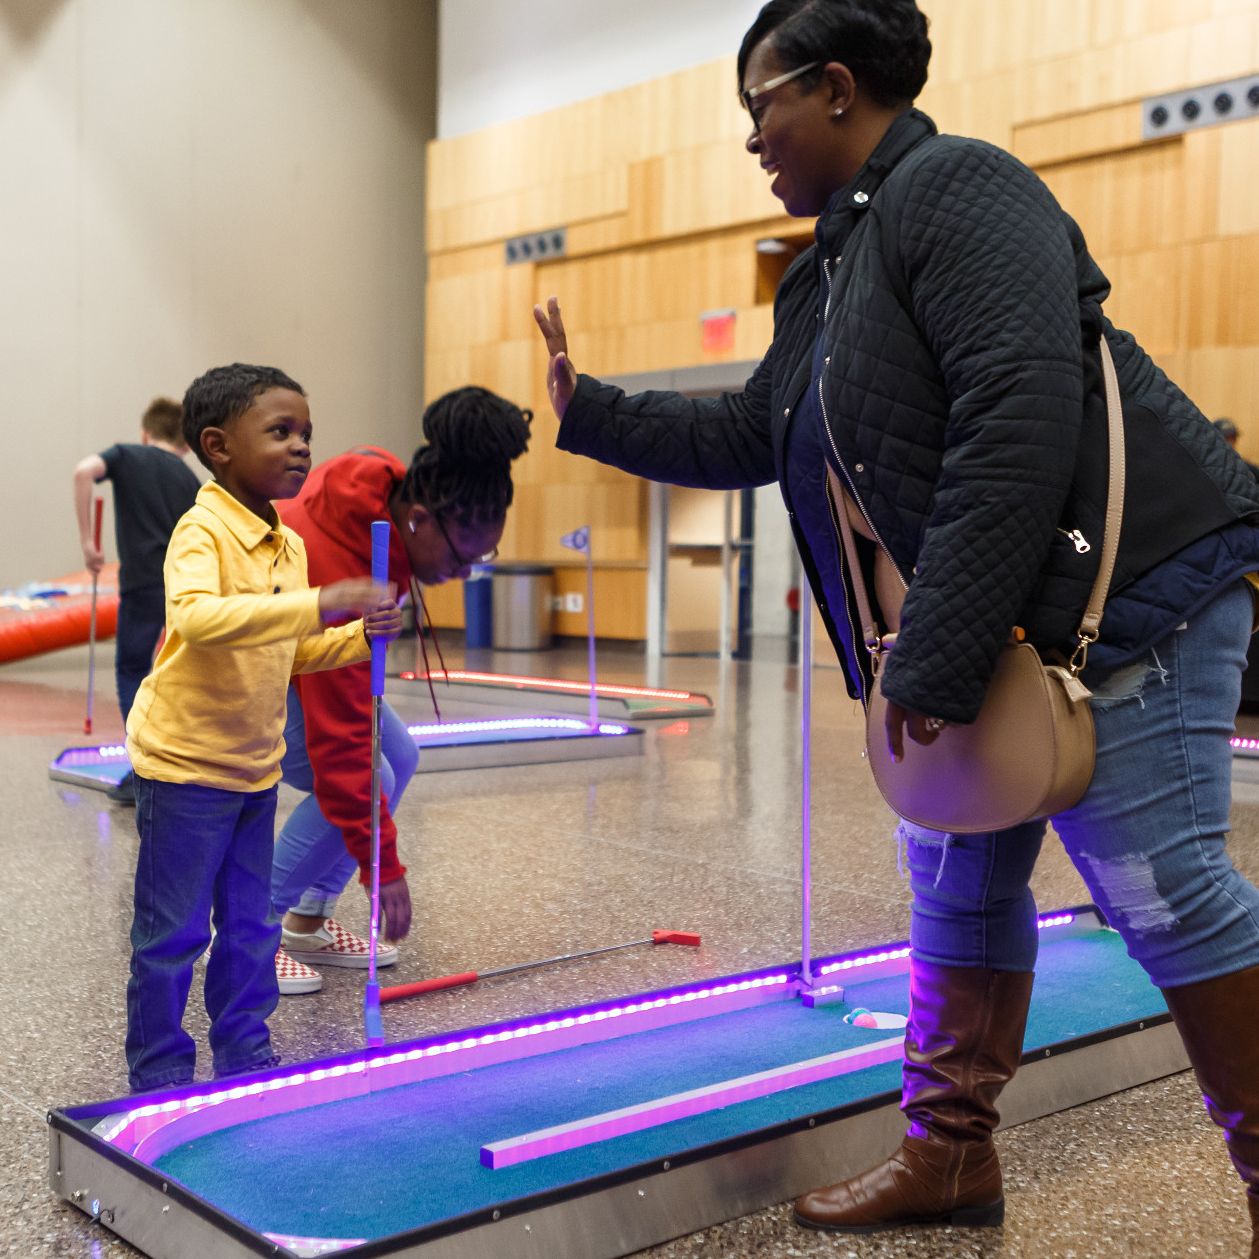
[
  {"xmin": 426, "ymin": 0, "xmax": 1259, "ymax": 638},
  {"xmin": 425, "ymin": 263, "xmax": 536, "ymax": 352},
  {"xmin": 635, "ymin": 145, "xmax": 784, "ymax": 239},
  {"xmin": 1186, "ymin": 10, "xmax": 1259, "ymax": 85},
  {"xmin": 1013, "ymin": 102, "xmax": 1144, "ymax": 168},
  {"xmin": 506, "ymin": 479, "xmax": 644, "ymax": 566},
  {"xmin": 428, "ymin": 241, "xmax": 510, "ymax": 280},
  {"xmin": 1217, "ymin": 119, "xmax": 1259, "ymax": 238},
  {"xmin": 1185, "ymin": 236, "xmax": 1259, "ymax": 350},
  {"xmin": 536, "ymin": 230, "xmax": 763, "ymax": 331},
  {"xmin": 551, "ymin": 567, "xmax": 647, "ymax": 639},
  {"xmin": 424, "ymin": 548, "xmax": 648, "ymax": 640},
  {"xmin": 1099, "ymin": 246, "xmax": 1187, "ymax": 360},
  {"xmin": 416, "ymin": 578, "xmax": 463, "ymax": 630},
  {"xmin": 1181, "ymin": 347, "xmax": 1259, "ymax": 417},
  {"xmin": 429, "ymin": 168, "xmax": 629, "ymax": 253}
]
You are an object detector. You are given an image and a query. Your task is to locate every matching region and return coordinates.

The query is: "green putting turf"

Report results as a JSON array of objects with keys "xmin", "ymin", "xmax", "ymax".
[
  {"xmin": 153, "ymin": 927, "xmax": 1164, "ymax": 1243},
  {"xmin": 620, "ymin": 697, "xmax": 711, "ymax": 716}
]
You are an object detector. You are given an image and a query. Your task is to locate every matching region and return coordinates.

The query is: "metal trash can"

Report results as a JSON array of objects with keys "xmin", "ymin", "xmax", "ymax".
[{"xmin": 491, "ymin": 564, "xmax": 554, "ymax": 650}]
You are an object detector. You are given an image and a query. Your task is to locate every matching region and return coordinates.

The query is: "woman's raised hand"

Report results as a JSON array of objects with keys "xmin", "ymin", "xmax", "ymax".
[{"xmin": 533, "ymin": 295, "xmax": 578, "ymax": 420}]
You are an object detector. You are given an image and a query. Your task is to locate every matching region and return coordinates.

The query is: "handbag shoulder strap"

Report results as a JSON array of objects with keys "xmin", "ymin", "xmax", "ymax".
[
  {"xmin": 827, "ymin": 335, "xmax": 1126, "ymax": 677},
  {"xmin": 1076, "ymin": 338, "xmax": 1125, "ymax": 660},
  {"xmin": 825, "ymin": 466, "xmax": 883, "ymax": 659}
]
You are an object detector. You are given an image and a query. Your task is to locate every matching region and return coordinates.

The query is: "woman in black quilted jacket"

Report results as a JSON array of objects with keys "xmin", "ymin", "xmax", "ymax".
[{"xmin": 534, "ymin": 0, "xmax": 1259, "ymax": 1249}]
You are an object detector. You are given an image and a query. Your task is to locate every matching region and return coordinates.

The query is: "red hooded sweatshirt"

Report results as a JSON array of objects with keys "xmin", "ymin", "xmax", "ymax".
[{"xmin": 278, "ymin": 447, "xmax": 414, "ymax": 886}]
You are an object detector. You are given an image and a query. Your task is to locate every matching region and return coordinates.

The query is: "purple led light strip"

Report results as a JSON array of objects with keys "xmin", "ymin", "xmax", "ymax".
[
  {"xmin": 406, "ymin": 716, "xmax": 630, "ymax": 738},
  {"xmin": 54, "ymin": 744, "xmax": 128, "ymax": 767},
  {"xmin": 814, "ymin": 912, "xmax": 1075, "ymax": 979},
  {"xmin": 263, "ymin": 1233, "xmax": 365, "ymax": 1256}
]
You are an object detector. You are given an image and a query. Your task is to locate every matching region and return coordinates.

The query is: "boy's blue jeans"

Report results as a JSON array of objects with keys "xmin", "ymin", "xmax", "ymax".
[
  {"xmin": 901, "ymin": 579, "xmax": 1259, "ymax": 989},
  {"xmin": 126, "ymin": 777, "xmax": 281, "ymax": 1091},
  {"xmin": 271, "ymin": 686, "xmax": 418, "ymax": 920}
]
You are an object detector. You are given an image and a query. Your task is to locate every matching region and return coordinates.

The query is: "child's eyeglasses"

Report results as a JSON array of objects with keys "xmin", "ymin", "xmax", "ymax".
[{"xmin": 434, "ymin": 513, "xmax": 498, "ymax": 569}]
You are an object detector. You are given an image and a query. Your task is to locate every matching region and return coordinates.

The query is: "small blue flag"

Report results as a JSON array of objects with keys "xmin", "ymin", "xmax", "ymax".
[{"xmin": 560, "ymin": 526, "xmax": 590, "ymax": 553}]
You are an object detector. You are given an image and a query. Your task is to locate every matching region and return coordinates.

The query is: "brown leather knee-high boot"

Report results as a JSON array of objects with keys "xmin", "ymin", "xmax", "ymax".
[
  {"xmin": 794, "ymin": 961, "xmax": 1034, "ymax": 1232},
  {"xmin": 1161, "ymin": 965, "xmax": 1259, "ymax": 1259}
]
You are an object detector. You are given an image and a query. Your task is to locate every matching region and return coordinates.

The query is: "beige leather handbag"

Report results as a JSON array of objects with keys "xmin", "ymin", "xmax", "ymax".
[{"xmin": 829, "ymin": 338, "xmax": 1125, "ymax": 834}]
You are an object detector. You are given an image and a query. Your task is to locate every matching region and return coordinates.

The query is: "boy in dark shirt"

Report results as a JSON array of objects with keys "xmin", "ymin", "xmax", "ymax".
[{"xmin": 72, "ymin": 397, "xmax": 201, "ymax": 801}]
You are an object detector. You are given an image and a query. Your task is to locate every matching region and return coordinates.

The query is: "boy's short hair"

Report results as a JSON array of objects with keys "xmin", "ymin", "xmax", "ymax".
[
  {"xmin": 183, "ymin": 363, "xmax": 305, "ymax": 470},
  {"xmin": 141, "ymin": 397, "xmax": 184, "ymax": 445}
]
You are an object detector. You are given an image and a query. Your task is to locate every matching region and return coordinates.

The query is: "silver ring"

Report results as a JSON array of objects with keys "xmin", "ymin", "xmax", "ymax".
[{"xmin": 925, "ymin": 716, "xmax": 945, "ymax": 732}]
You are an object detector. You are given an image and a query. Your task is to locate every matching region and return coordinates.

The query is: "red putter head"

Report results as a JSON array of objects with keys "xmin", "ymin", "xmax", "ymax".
[{"xmin": 652, "ymin": 930, "xmax": 701, "ymax": 946}]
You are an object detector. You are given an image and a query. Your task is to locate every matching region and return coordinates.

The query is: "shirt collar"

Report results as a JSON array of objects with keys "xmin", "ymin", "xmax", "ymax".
[{"xmin": 198, "ymin": 480, "xmax": 285, "ymax": 551}]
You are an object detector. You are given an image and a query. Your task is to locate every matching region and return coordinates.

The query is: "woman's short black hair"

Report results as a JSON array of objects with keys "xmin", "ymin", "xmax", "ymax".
[
  {"xmin": 737, "ymin": 0, "xmax": 931, "ymax": 109},
  {"xmin": 398, "ymin": 386, "xmax": 531, "ymax": 528},
  {"xmin": 183, "ymin": 363, "xmax": 305, "ymax": 470}
]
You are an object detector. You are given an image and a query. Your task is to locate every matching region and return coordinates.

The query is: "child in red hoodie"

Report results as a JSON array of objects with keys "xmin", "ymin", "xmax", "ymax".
[{"xmin": 269, "ymin": 388, "xmax": 531, "ymax": 992}]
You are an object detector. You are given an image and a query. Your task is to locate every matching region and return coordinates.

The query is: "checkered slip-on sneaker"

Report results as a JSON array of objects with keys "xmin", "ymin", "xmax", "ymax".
[
  {"xmin": 281, "ymin": 919, "xmax": 399, "ymax": 970},
  {"xmin": 275, "ymin": 945, "xmax": 323, "ymax": 995},
  {"xmin": 280, "ymin": 916, "xmax": 397, "ymax": 971}
]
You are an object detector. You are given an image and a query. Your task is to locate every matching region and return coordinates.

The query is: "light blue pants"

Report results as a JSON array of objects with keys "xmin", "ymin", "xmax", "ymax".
[
  {"xmin": 271, "ymin": 687, "xmax": 418, "ymax": 919},
  {"xmin": 902, "ymin": 580, "xmax": 1259, "ymax": 989}
]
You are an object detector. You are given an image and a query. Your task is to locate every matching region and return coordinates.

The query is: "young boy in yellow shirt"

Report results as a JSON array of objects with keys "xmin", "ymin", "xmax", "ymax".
[{"xmin": 124, "ymin": 363, "xmax": 400, "ymax": 1092}]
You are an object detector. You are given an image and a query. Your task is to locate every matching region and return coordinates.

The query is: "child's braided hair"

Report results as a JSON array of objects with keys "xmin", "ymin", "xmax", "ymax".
[{"xmin": 398, "ymin": 387, "xmax": 531, "ymax": 526}]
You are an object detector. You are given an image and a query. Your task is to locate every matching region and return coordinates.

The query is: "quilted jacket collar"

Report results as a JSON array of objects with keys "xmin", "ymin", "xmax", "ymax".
[{"xmin": 815, "ymin": 108, "xmax": 938, "ymax": 255}]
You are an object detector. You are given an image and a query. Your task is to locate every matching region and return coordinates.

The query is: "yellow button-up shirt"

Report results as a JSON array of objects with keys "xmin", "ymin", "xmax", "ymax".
[{"xmin": 126, "ymin": 480, "xmax": 370, "ymax": 791}]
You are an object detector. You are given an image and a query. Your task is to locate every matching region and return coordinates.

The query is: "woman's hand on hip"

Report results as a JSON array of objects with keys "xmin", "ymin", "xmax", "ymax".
[
  {"xmin": 884, "ymin": 700, "xmax": 948, "ymax": 763},
  {"xmin": 533, "ymin": 295, "xmax": 577, "ymax": 421}
]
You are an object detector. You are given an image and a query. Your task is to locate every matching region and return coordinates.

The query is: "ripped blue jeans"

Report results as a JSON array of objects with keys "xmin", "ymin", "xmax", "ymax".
[{"xmin": 902, "ymin": 579, "xmax": 1259, "ymax": 989}]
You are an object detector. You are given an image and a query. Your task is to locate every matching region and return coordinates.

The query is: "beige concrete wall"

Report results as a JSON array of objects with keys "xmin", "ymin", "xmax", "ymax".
[{"xmin": 0, "ymin": 0, "xmax": 435, "ymax": 588}]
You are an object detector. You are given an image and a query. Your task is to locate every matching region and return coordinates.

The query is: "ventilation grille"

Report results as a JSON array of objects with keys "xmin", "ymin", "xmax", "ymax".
[
  {"xmin": 505, "ymin": 228, "xmax": 567, "ymax": 266},
  {"xmin": 1143, "ymin": 73, "xmax": 1259, "ymax": 141}
]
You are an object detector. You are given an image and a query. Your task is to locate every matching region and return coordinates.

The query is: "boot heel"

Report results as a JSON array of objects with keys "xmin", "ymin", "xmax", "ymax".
[{"xmin": 947, "ymin": 1199, "xmax": 1004, "ymax": 1227}]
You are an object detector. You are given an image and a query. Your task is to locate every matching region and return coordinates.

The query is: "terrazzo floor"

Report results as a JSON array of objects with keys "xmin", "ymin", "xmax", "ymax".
[{"xmin": 3, "ymin": 635, "xmax": 1257, "ymax": 1258}]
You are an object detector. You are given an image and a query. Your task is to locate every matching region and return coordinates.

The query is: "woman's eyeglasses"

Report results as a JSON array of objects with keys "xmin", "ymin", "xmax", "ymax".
[
  {"xmin": 740, "ymin": 61, "xmax": 820, "ymax": 133},
  {"xmin": 434, "ymin": 513, "xmax": 498, "ymax": 569}
]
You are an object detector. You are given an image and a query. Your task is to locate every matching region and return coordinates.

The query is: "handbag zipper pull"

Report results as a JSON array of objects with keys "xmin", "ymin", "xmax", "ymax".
[{"xmin": 1057, "ymin": 528, "xmax": 1091, "ymax": 554}]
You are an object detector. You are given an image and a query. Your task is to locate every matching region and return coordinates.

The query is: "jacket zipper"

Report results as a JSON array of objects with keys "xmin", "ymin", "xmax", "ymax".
[
  {"xmin": 818, "ymin": 254, "xmax": 866, "ymax": 688},
  {"xmin": 817, "ymin": 256, "xmax": 907, "ymax": 702},
  {"xmin": 816, "ymin": 258, "xmax": 909, "ymax": 595}
]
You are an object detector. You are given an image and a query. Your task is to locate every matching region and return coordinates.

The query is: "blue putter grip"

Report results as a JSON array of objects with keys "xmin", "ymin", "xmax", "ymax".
[
  {"xmin": 364, "ymin": 983, "xmax": 384, "ymax": 1047},
  {"xmin": 370, "ymin": 520, "xmax": 390, "ymax": 697}
]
